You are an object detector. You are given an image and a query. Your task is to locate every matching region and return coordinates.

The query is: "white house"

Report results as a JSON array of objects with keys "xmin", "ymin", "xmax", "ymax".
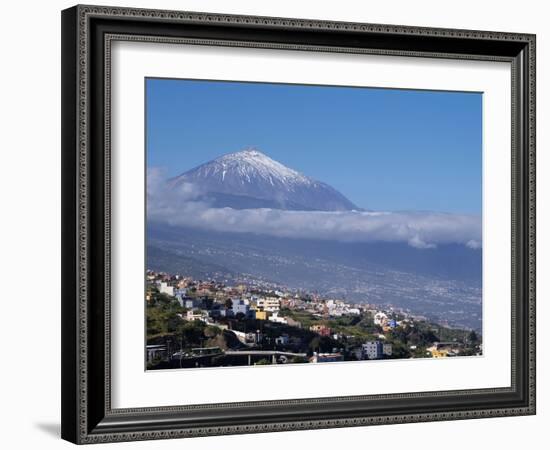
[
  {"xmin": 186, "ymin": 310, "xmax": 208, "ymax": 321},
  {"xmin": 268, "ymin": 311, "xmax": 288, "ymax": 324},
  {"xmin": 159, "ymin": 282, "xmax": 174, "ymax": 297},
  {"xmin": 256, "ymin": 297, "xmax": 280, "ymax": 312},
  {"xmin": 374, "ymin": 311, "xmax": 388, "ymax": 326}
]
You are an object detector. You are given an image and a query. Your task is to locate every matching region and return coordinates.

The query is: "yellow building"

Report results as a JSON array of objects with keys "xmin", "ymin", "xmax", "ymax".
[
  {"xmin": 255, "ymin": 310, "xmax": 268, "ymax": 320},
  {"xmin": 427, "ymin": 345, "xmax": 449, "ymax": 358}
]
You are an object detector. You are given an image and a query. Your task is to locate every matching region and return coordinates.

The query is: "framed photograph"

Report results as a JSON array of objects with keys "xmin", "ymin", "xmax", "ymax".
[{"xmin": 61, "ymin": 5, "xmax": 536, "ymax": 444}]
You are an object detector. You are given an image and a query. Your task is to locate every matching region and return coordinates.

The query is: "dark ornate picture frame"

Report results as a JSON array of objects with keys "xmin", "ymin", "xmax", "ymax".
[{"xmin": 61, "ymin": 4, "xmax": 536, "ymax": 444}]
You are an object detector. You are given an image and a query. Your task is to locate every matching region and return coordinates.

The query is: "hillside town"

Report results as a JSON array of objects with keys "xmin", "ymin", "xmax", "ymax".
[{"xmin": 146, "ymin": 270, "xmax": 482, "ymax": 369}]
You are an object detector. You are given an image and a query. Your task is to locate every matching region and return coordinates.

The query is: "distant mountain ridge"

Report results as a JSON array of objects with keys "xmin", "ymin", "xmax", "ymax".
[
  {"xmin": 169, "ymin": 148, "xmax": 358, "ymax": 211},
  {"xmin": 148, "ymin": 224, "xmax": 482, "ymax": 330}
]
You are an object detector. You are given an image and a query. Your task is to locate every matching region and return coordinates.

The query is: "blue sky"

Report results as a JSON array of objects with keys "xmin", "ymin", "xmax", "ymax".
[{"xmin": 146, "ymin": 78, "xmax": 482, "ymax": 214}]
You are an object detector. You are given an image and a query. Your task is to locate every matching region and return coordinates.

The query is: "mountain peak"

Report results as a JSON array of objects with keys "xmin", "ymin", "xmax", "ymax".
[
  {"xmin": 217, "ymin": 147, "xmax": 282, "ymax": 164},
  {"xmin": 216, "ymin": 147, "xmax": 275, "ymax": 164},
  {"xmin": 211, "ymin": 147, "xmax": 308, "ymax": 185},
  {"xmin": 170, "ymin": 148, "xmax": 359, "ymax": 211},
  {"xmin": 233, "ymin": 146, "xmax": 264, "ymax": 157}
]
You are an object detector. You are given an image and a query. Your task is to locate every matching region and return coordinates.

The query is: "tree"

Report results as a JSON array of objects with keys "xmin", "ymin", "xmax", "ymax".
[
  {"xmin": 204, "ymin": 326, "xmax": 220, "ymax": 340},
  {"xmin": 460, "ymin": 347, "xmax": 476, "ymax": 357},
  {"xmin": 179, "ymin": 320, "xmax": 206, "ymax": 347},
  {"xmin": 389, "ymin": 327, "xmax": 407, "ymax": 343},
  {"xmin": 388, "ymin": 341, "xmax": 410, "ymax": 359},
  {"xmin": 309, "ymin": 336, "xmax": 321, "ymax": 354}
]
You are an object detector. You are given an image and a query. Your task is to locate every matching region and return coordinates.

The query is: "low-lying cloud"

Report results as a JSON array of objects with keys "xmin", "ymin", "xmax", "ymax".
[{"xmin": 147, "ymin": 169, "xmax": 482, "ymax": 249}]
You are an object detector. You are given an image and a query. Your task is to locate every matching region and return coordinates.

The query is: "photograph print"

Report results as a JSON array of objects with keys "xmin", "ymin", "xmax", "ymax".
[{"xmin": 145, "ymin": 78, "xmax": 483, "ymax": 370}]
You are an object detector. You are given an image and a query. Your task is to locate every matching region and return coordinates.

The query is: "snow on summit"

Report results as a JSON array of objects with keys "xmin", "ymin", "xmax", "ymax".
[
  {"xmin": 216, "ymin": 148, "xmax": 310, "ymax": 184},
  {"xmin": 169, "ymin": 147, "xmax": 358, "ymax": 211}
]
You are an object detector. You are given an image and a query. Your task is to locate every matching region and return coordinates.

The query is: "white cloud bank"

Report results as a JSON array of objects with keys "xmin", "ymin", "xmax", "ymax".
[{"xmin": 147, "ymin": 169, "xmax": 482, "ymax": 249}]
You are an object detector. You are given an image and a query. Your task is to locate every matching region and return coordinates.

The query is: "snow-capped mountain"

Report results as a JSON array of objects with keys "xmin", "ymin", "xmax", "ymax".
[{"xmin": 169, "ymin": 148, "xmax": 358, "ymax": 211}]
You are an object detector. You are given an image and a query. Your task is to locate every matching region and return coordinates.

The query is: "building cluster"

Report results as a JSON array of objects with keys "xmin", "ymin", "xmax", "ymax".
[
  {"xmin": 426, "ymin": 342, "xmax": 464, "ymax": 358},
  {"xmin": 148, "ymin": 271, "xmax": 376, "ymax": 331},
  {"xmin": 286, "ymin": 296, "xmax": 364, "ymax": 318},
  {"xmin": 372, "ymin": 311, "xmax": 400, "ymax": 332},
  {"xmin": 182, "ymin": 295, "xmax": 287, "ymax": 322},
  {"xmin": 147, "ymin": 270, "xmax": 478, "ymax": 364}
]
